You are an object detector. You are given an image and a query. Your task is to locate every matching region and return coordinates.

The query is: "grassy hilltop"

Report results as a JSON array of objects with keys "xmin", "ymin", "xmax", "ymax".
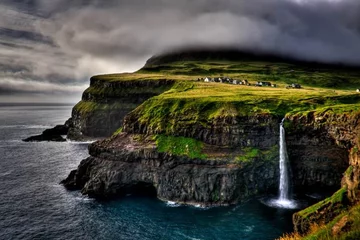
[{"xmin": 87, "ymin": 49, "xmax": 360, "ymax": 120}]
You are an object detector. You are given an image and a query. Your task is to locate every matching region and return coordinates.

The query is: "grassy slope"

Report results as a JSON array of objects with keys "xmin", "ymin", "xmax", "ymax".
[
  {"xmin": 139, "ymin": 60, "xmax": 360, "ymax": 89},
  {"xmin": 93, "ymin": 60, "xmax": 360, "ymax": 88},
  {"xmin": 90, "ymin": 60, "xmax": 360, "ymax": 117}
]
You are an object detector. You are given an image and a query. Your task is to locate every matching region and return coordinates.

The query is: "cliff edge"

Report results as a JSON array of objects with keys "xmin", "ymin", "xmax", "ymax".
[{"xmin": 58, "ymin": 50, "xmax": 360, "ymax": 238}]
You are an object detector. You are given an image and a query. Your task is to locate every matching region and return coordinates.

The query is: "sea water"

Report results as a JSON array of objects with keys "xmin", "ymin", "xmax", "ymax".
[{"xmin": 0, "ymin": 104, "xmax": 295, "ymax": 240}]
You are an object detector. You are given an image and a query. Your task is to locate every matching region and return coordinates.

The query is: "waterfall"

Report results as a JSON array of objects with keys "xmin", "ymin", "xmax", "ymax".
[
  {"xmin": 279, "ymin": 118, "xmax": 290, "ymax": 200},
  {"xmin": 263, "ymin": 118, "xmax": 297, "ymax": 209}
]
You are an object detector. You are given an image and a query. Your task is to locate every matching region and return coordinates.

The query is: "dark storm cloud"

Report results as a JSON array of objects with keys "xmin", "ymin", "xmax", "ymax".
[{"xmin": 1, "ymin": 0, "xmax": 360, "ymax": 101}]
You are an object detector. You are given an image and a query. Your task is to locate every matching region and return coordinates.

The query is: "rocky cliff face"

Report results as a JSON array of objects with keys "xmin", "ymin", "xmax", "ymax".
[
  {"xmin": 67, "ymin": 78, "xmax": 174, "ymax": 140},
  {"xmin": 62, "ymin": 133, "xmax": 279, "ymax": 206},
  {"xmin": 286, "ymin": 113, "xmax": 350, "ymax": 191},
  {"xmin": 62, "ymin": 104, "xmax": 351, "ymax": 207},
  {"xmin": 124, "ymin": 113, "xmax": 280, "ymax": 148},
  {"xmin": 288, "ymin": 110, "xmax": 360, "ymax": 234}
]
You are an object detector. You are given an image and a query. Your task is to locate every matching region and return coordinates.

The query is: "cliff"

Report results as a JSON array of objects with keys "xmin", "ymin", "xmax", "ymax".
[
  {"xmin": 67, "ymin": 77, "xmax": 174, "ymax": 140},
  {"xmin": 284, "ymin": 109, "xmax": 360, "ymax": 239},
  {"xmin": 59, "ymin": 51, "xmax": 360, "ymax": 238},
  {"xmin": 62, "ymin": 81, "xmax": 357, "ymax": 207},
  {"xmin": 62, "ymin": 132, "xmax": 279, "ymax": 206}
]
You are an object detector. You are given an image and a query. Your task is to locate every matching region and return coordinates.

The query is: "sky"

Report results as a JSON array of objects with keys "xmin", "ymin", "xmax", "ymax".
[{"xmin": 1, "ymin": 0, "xmax": 360, "ymax": 103}]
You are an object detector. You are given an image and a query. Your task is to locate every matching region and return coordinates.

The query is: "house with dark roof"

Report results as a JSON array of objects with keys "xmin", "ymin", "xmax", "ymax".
[{"xmin": 255, "ymin": 81, "xmax": 272, "ymax": 87}]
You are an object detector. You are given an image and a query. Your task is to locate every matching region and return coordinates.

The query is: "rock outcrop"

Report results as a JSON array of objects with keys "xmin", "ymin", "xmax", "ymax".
[
  {"xmin": 289, "ymin": 110, "xmax": 360, "ymax": 235},
  {"xmin": 23, "ymin": 120, "xmax": 71, "ymax": 142},
  {"xmin": 62, "ymin": 105, "xmax": 351, "ymax": 206},
  {"xmin": 62, "ymin": 133, "xmax": 279, "ymax": 206},
  {"xmin": 67, "ymin": 78, "xmax": 175, "ymax": 140}
]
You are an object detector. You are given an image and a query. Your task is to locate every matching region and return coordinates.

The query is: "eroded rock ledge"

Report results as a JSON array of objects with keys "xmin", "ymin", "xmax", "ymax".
[
  {"xmin": 62, "ymin": 108, "xmax": 352, "ymax": 207},
  {"xmin": 287, "ymin": 111, "xmax": 360, "ymax": 235},
  {"xmin": 67, "ymin": 78, "xmax": 175, "ymax": 140},
  {"xmin": 62, "ymin": 133, "xmax": 279, "ymax": 206}
]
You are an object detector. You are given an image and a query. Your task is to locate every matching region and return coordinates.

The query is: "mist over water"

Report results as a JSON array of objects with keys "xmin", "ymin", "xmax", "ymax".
[{"xmin": 0, "ymin": 104, "xmax": 298, "ymax": 240}]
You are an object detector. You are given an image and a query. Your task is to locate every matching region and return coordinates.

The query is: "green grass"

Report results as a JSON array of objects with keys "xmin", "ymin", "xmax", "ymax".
[
  {"xmin": 74, "ymin": 101, "xmax": 138, "ymax": 114},
  {"xmin": 155, "ymin": 135, "xmax": 207, "ymax": 159},
  {"xmin": 85, "ymin": 59, "xmax": 360, "ymax": 141},
  {"xmin": 112, "ymin": 127, "xmax": 123, "ymax": 136},
  {"xmin": 302, "ymin": 203, "xmax": 360, "ymax": 240},
  {"xmin": 92, "ymin": 59, "xmax": 360, "ymax": 90},
  {"xmin": 87, "ymin": 59, "xmax": 360, "ymax": 127},
  {"xmin": 236, "ymin": 147, "xmax": 261, "ymax": 163},
  {"xmin": 127, "ymin": 80, "xmax": 360, "ymax": 136},
  {"xmin": 138, "ymin": 60, "xmax": 360, "ymax": 89},
  {"xmin": 298, "ymin": 188, "xmax": 348, "ymax": 219},
  {"xmin": 345, "ymin": 166, "xmax": 354, "ymax": 177},
  {"xmin": 234, "ymin": 146, "xmax": 278, "ymax": 164},
  {"xmin": 84, "ymin": 84, "xmax": 172, "ymax": 97}
]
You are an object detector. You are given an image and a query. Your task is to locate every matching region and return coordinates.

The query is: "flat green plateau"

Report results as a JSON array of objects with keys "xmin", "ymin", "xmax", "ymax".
[
  {"xmin": 93, "ymin": 60, "xmax": 360, "ymax": 89},
  {"xmin": 88, "ymin": 60, "xmax": 360, "ymax": 117}
]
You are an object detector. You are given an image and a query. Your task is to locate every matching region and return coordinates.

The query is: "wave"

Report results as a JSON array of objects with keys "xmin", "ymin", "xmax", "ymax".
[
  {"xmin": 0, "ymin": 140, "xmax": 22, "ymax": 143},
  {"xmin": 176, "ymin": 232, "xmax": 203, "ymax": 240},
  {"xmin": 164, "ymin": 201, "xmax": 212, "ymax": 210},
  {"xmin": 244, "ymin": 225, "xmax": 255, "ymax": 233},
  {"xmin": 165, "ymin": 201, "xmax": 181, "ymax": 208},
  {"xmin": 65, "ymin": 139, "xmax": 96, "ymax": 144},
  {"xmin": 75, "ymin": 196, "xmax": 94, "ymax": 202},
  {"xmin": 0, "ymin": 125, "xmax": 52, "ymax": 129},
  {"xmin": 0, "ymin": 170, "xmax": 13, "ymax": 177},
  {"xmin": 192, "ymin": 204, "xmax": 211, "ymax": 210}
]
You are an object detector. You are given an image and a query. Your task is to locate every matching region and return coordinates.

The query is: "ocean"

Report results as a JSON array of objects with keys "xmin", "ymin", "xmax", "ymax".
[{"xmin": 0, "ymin": 104, "xmax": 295, "ymax": 240}]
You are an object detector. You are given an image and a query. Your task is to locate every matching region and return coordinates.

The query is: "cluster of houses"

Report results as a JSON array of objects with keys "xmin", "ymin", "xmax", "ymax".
[
  {"xmin": 286, "ymin": 83, "xmax": 302, "ymax": 89},
  {"xmin": 197, "ymin": 77, "xmax": 303, "ymax": 89},
  {"xmin": 198, "ymin": 77, "xmax": 278, "ymax": 88}
]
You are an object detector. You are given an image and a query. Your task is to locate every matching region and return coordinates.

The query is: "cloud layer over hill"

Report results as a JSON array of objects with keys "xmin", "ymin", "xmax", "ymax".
[{"xmin": 1, "ymin": 0, "xmax": 360, "ymax": 102}]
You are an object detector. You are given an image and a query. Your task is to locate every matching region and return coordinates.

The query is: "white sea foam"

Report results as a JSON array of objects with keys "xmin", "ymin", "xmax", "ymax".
[
  {"xmin": 166, "ymin": 201, "xmax": 181, "ymax": 207},
  {"xmin": 0, "ymin": 125, "xmax": 52, "ymax": 129},
  {"xmin": 75, "ymin": 196, "xmax": 94, "ymax": 202},
  {"xmin": 176, "ymin": 232, "xmax": 203, "ymax": 240},
  {"xmin": 0, "ymin": 170, "xmax": 13, "ymax": 177},
  {"xmin": 244, "ymin": 225, "xmax": 255, "ymax": 233},
  {"xmin": 265, "ymin": 199, "xmax": 299, "ymax": 209},
  {"xmin": 65, "ymin": 139, "xmax": 95, "ymax": 144}
]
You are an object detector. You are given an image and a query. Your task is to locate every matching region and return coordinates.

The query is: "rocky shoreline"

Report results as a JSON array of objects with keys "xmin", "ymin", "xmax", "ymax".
[{"xmin": 61, "ymin": 132, "xmax": 279, "ymax": 206}]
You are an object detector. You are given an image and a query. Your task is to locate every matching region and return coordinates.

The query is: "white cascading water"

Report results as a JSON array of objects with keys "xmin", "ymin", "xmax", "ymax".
[
  {"xmin": 279, "ymin": 118, "xmax": 290, "ymax": 201},
  {"xmin": 266, "ymin": 118, "xmax": 297, "ymax": 209}
]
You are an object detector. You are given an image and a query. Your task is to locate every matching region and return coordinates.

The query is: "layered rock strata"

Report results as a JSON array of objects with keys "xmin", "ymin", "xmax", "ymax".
[
  {"xmin": 289, "ymin": 111, "xmax": 360, "ymax": 234},
  {"xmin": 62, "ymin": 133, "xmax": 279, "ymax": 206},
  {"xmin": 67, "ymin": 78, "xmax": 174, "ymax": 140}
]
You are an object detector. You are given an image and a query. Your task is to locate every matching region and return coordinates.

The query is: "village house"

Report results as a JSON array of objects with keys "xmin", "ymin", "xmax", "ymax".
[
  {"xmin": 286, "ymin": 83, "xmax": 302, "ymax": 89},
  {"xmin": 255, "ymin": 81, "xmax": 272, "ymax": 87},
  {"xmin": 242, "ymin": 79, "xmax": 249, "ymax": 85},
  {"xmin": 291, "ymin": 83, "xmax": 301, "ymax": 88},
  {"xmin": 203, "ymin": 77, "xmax": 249, "ymax": 86}
]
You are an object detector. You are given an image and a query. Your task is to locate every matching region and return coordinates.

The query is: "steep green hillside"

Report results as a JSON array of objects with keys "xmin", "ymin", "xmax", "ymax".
[{"xmin": 87, "ymin": 55, "xmax": 360, "ymax": 140}]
